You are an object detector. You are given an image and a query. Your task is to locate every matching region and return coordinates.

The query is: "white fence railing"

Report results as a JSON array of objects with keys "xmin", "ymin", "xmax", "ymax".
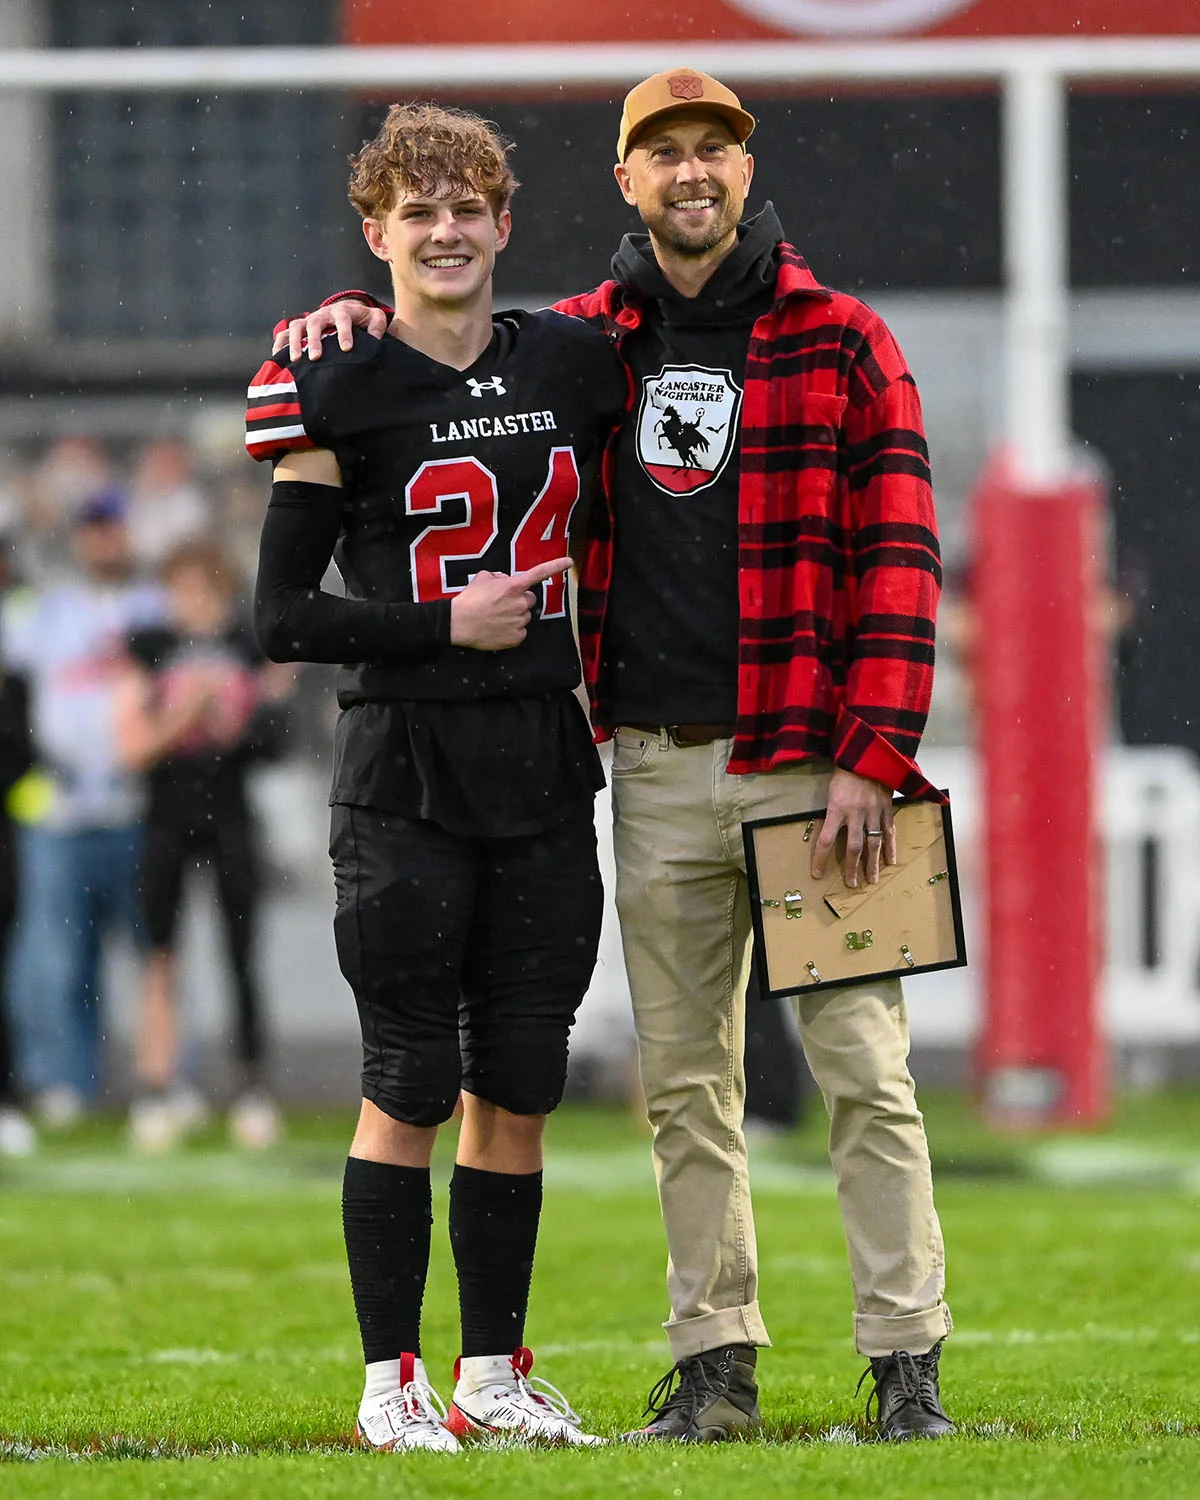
[{"xmin": 916, "ymin": 746, "xmax": 1200, "ymax": 1046}]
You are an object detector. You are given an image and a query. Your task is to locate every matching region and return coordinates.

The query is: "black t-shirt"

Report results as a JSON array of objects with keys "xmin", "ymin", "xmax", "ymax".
[
  {"xmin": 127, "ymin": 622, "xmax": 269, "ymax": 826},
  {"xmin": 0, "ymin": 670, "xmax": 31, "ymax": 896},
  {"xmin": 604, "ymin": 207, "xmax": 782, "ymax": 726},
  {"xmin": 248, "ymin": 310, "xmax": 626, "ymax": 835}
]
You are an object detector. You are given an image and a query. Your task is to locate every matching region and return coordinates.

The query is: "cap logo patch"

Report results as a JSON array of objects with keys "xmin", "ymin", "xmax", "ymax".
[{"xmin": 668, "ymin": 74, "xmax": 704, "ymax": 100}]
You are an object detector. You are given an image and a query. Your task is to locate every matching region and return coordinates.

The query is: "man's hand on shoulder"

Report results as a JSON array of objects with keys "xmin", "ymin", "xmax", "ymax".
[
  {"xmin": 450, "ymin": 559, "xmax": 573, "ymax": 652},
  {"xmin": 811, "ymin": 767, "xmax": 898, "ymax": 889},
  {"xmin": 272, "ymin": 302, "xmax": 391, "ymax": 363}
]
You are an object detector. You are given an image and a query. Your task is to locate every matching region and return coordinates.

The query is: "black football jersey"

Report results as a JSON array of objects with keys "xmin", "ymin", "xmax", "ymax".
[{"xmin": 246, "ymin": 310, "xmax": 626, "ymax": 705}]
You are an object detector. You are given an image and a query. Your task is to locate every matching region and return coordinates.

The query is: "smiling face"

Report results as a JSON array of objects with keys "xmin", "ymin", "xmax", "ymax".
[
  {"xmin": 348, "ymin": 102, "xmax": 517, "ymax": 323},
  {"xmin": 363, "ymin": 188, "xmax": 511, "ymax": 316},
  {"xmin": 615, "ymin": 112, "xmax": 754, "ymax": 263}
]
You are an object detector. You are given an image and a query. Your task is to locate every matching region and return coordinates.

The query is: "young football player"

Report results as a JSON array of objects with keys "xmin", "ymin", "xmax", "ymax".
[{"xmin": 246, "ymin": 103, "xmax": 626, "ymax": 1451}]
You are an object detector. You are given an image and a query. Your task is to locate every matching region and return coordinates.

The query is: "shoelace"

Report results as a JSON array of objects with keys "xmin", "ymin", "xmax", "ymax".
[
  {"xmin": 855, "ymin": 1349, "xmax": 941, "ymax": 1424},
  {"xmin": 511, "ymin": 1370, "xmax": 583, "ymax": 1427},
  {"xmin": 644, "ymin": 1354, "xmax": 731, "ymax": 1424},
  {"xmin": 380, "ymin": 1378, "xmax": 451, "ymax": 1432}
]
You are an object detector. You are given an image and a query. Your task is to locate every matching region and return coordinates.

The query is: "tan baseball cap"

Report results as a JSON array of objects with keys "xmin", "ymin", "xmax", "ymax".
[{"xmin": 616, "ymin": 67, "xmax": 756, "ymax": 161}]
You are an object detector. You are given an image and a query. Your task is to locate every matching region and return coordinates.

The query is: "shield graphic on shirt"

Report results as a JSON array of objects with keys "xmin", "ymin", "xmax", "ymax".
[{"xmin": 636, "ymin": 364, "xmax": 743, "ymax": 496}]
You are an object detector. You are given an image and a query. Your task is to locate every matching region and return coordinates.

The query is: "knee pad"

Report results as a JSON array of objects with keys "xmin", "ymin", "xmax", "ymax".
[
  {"xmin": 362, "ymin": 1035, "xmax": 462, "ymax": 1128},
  {"xmin": 465, "ymin": 1027, "xmax": 570, "ymax": 1117}
]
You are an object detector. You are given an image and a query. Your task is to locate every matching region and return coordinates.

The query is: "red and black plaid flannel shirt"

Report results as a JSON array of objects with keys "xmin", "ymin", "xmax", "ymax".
[{"xmin": 553, "ymin": 244, "xmax": 942, "ymax": 799}]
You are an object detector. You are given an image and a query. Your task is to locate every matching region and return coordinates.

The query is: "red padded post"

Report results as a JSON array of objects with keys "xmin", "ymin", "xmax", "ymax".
[{"xmin": 972, "ymin": 454, "xmax": 1109, "ymax": 1126}]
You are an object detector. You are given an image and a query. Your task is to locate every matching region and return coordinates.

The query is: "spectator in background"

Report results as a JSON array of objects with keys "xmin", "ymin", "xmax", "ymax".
[
  {"xmin": 2, "ymin": 489, "xmax": 164, "ymax": 1125},
  {"xmin": 114, "ymin": 539, "xmax": 293, "ymax": 1151},
  {"xmin": 127, "ymin": 437, "xmax": 210, "ymax": 571},
  {"xmin": 22, "ymin": 435, "xmax": 113, "ymax": 582}
]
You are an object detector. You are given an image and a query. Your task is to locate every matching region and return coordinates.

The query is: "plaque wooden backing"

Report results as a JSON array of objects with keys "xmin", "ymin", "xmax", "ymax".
[{"xmin": 743, "ymin": 797, "xmax": 967, "ymax": 999}]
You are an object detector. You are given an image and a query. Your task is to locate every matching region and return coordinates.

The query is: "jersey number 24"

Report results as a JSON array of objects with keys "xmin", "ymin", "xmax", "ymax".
[{"xmin": 405, "ymin": 449, "xmax": 581, "ymax": 618}]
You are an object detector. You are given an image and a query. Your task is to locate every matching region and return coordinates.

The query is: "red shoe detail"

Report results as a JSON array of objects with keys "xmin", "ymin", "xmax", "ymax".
[
  {"xmin": 444, "ymin": 1403, "xmax": 475, "ymax": 1439},
  {"xmin": 399, "ymin": 1352, "xmax": 415, "ymax": 1388},
  {"xmin": 453, "ymin": 1355, "xmax": 462, "ymax": 1383},
  {"xmin": 511, "ymin": 1347, "xmax": 534, "ymax": 1378}
]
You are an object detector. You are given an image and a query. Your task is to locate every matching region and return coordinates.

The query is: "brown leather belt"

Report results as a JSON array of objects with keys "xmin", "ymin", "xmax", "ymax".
[{"xmin": 624, "ymin": 722, "xmax": 737, "ymax": 748}]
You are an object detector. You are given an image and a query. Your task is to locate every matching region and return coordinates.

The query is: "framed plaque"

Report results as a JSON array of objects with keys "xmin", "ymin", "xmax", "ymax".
[{"xmin": 743, "ymin": 796, "xmax": 967, "ymax": 999}]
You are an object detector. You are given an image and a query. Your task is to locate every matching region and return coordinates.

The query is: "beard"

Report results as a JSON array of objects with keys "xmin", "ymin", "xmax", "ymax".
[{"xmin": 639, "ymin": 189, "xmax": 741, "ymax": 257}]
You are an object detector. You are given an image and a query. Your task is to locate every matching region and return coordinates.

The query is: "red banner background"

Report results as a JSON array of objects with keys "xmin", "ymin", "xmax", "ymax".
[{"xmin": 344, "ymin": 0, "xmax": 1200, "ymax": 47}]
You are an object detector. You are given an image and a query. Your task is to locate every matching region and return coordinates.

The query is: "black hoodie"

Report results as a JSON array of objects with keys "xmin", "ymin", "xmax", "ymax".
[{"xmin": 605, "ymin": 205, "xmax": 783, "ymax": 727}]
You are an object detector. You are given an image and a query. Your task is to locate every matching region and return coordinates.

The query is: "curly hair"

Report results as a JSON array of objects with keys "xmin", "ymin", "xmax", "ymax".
[{"xmin": 348, "ymin": 102, "xmax": 519, "ymax": 221}]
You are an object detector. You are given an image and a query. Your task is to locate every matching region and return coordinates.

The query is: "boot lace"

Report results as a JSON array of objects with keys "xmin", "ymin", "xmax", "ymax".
[{"xmin": 644, "ymin": 1353, "xmax": 731, "ymax": 1424}]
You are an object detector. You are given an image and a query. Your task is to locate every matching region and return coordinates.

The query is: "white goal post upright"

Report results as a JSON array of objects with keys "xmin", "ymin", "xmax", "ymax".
[{"xmin": 1002, "ymin": 62, "xmax": 1070, "ymax": 486}]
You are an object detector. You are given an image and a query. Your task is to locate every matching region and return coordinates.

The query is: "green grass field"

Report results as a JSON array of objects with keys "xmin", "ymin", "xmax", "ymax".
[{"xmin": 2, "ymin": 1091, "xmax": 1199, "ymax": 1498}]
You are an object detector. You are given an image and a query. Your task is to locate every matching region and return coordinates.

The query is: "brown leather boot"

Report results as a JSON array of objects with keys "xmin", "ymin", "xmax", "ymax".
[{"xmin": 622, "ymin": 1345, "xmax": 760, "ymax": 1443}]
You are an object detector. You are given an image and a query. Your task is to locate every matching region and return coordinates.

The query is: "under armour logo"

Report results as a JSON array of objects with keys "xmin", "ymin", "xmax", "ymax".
[{"xmin": 466, "ymin": 377, "xmax": 506, "ymax": 398}]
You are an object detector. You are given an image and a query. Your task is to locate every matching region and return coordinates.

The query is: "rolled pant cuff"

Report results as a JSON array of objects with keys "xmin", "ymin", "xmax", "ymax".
[
  {"xmin": 854, "ymin": 1303, "xmax": 953, "ymax": 1358},
  {"xmin": 665, "ymin": 1303, "xmax": 771, "ymax": 1361}
]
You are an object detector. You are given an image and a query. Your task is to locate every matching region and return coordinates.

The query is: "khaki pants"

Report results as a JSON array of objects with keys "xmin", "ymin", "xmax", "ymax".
[{"xmin": 611, "ymin": 728, "xmax": 953, "ymax": 1360}]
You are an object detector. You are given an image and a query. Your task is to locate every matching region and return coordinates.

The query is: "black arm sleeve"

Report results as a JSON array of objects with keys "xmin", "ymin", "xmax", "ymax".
[{"xmin": 253, "ymin": 480, "xmax": 452, "ymax": 665}]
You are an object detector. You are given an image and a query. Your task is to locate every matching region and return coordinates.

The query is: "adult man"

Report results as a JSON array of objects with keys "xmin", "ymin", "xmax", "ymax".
[
  {"xmin": 283, "ymin": 70, "xmax": 953, "ymax": 1444},
  {"xmin": 248, "ymin": 103, "xmax": 624, "ymax": 1452}
]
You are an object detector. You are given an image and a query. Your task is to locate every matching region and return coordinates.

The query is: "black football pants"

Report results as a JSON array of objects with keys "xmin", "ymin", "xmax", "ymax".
[{"xmin": 329, "ymin": 802, "xmax": 603, "ymax": 1127}]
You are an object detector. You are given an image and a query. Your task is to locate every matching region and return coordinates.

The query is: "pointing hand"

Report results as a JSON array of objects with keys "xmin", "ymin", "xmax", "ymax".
[{"xmin": 449, "ymin": 557, "xmax": 573, "ymax": 651}]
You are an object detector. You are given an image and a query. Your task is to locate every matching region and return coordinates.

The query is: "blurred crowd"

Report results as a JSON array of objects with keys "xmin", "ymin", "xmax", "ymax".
[
  {"xmin": 0, "ymin": 433, "xmax": 312, "ymax": 1159},
  {"xmin": 0, "ymin": 434, "xmax": 268, "ymax": 588}
]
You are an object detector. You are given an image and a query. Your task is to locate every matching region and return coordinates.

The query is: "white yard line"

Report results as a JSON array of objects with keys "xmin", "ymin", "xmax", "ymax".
[
  {"xmin": 1, "ymin": 1146, "xmax": 835, "ymax": 1197},
  {"xmin": 7, "ymin": 1134, "xmax": 1200, "ymax": 1198},
  {"xmin": 954, "ymin": 1326, "xmax": 1199, "ymax": 1345}
]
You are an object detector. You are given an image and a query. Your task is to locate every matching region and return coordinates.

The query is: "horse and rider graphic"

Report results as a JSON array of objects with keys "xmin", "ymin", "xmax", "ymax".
[{"xmin": 654, "ymin": 404, "xmax": 714, "ymax": 471}]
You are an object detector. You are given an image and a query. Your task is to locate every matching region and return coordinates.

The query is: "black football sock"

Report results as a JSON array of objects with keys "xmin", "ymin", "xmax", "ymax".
[
  {"xmin": 449, "ymin": 1163, "xmax": 543, "ymax": 1357},
  {"xmin": 341, "ymin": 1156, "xmax": 432, "ymax": 1362}
]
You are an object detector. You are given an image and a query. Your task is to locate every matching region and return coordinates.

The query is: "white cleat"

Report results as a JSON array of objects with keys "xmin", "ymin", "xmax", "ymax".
[
  {"xmin": 0, "ymin": 1106, "xmax": 36, "ymax": 1158},
  {"xmin": 356, "ymin": 1355, "xmax": 461, "ymax": 1453},
  {"xmin": 127, "ymin": 1085, "xmax": 210, "ymax": 1153},
  {"xmin": 228, "ymin": 1090, "xmax": 284, "ymax": 1150},
  {"xmin": 446, "ymin": 1347, "xmax": 606, "ymax": 1446},
  {"xmin": 33, "ymin": 1085, "xmax": 85, "ymax": 1130}
]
